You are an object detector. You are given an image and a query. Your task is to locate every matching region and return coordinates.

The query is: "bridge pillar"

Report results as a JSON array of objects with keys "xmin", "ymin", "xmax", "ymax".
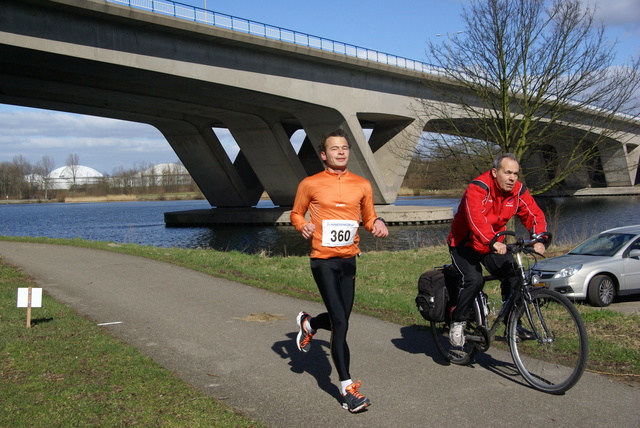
[
  {"xmin": 621, "ymin": 133, "xmax": 640, "ymax": 185},
  {"xmin": 222, "ymin": 114, "xmax": 307, "ymax": 206},
  {"xmin": 295, "ymin": 110, "xmax": 421, "ymax": 204},
  {"xmin": 602, "ymin": 144, "xmax": 634, "ymax": 187},
  {"xmin": 370, "ymin": 118, "xmax": 424, "ymax": 200},
  {"xmin": 154, "ymin": 118, "xmax": 264, "ymax": 207}
]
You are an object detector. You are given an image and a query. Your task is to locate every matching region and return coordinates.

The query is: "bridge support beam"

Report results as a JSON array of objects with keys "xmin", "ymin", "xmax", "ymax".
[
  {"xmin": 602, "ymin": 144, "xmax": 634, "ymax": 187},
  {"xmin": 154, "ymin": 119, "xmax": 265, "ymax": 207},
  {"xmin": 224, "ymin": 116, "xmax": 307, "ymax": 207}
]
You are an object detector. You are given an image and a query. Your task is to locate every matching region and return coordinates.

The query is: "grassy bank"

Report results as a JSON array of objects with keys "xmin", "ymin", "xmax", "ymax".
[
  {"xmin": 0, "ymin": 253, "xmax": 265, "ymax": 427},
  {"xmin": 1, "ymin": 236, "xmax": 638, "ymax": 425}
]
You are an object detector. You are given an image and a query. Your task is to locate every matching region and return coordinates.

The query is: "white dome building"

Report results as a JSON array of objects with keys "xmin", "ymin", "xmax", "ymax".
[{"xmin": 48, "ymin": 165, "xmax": 104, "ymax": 189}]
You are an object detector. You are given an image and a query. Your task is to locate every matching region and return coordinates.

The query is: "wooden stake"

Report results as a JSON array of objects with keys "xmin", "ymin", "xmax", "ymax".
[{"xmin": 26, "ymin": 286, "xmax": 32, "ymax": 328}]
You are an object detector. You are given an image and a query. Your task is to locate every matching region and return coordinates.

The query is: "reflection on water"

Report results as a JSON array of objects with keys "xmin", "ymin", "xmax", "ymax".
[
  {"xmin": 0, "ymin": 195, "xmax": 637, "ymax": 256},
  {"xmin": 535, "ymin": 196, "xmax": 640, "ymax": 245}
]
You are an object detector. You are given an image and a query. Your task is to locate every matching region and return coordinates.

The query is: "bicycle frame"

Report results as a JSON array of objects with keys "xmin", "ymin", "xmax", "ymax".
[{"xmin": 466, "ymin": 238, "xmax": 548, "ymax": 350}]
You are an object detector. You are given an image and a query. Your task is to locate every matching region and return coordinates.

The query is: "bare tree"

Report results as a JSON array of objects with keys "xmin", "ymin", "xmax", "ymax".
[
  {"xmin": 35, "ymin": 155, "xmax": 55, "ymax": 199},
  {"xmin": 12, "ymin": 155, "xmax": 33, "ymax": 199},
  {"xmin": 66, "ymin": 153, "xmax": 80, "ymax": 190},
  {"xmin": 416, "ymin": 0, "xmax": 640, "ymax": 194},
  {"xmin": 0, "ymin": 161, "xmax": 22, "ymax": 199}
]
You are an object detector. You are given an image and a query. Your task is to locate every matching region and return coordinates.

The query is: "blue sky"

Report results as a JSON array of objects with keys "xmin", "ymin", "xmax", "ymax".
[{"xmin": 0, "ymin": 0, "xmax": 638, "ymax": 175}]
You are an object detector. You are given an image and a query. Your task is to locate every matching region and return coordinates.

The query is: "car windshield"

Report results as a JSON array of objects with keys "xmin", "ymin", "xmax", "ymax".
[{"xmin": 569, "ymin": 233, "xmax": 634, "ymax": 257}]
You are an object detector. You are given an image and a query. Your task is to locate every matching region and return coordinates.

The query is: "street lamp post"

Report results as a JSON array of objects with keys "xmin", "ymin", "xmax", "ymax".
[
  {"xmin": 435, "ymin": 31, "xmax": 464, "ymax": 65},
  {"xmin": 203, "ymin": 1, "xmax": 208, "ymax": 24},
  {"xmin": 435, "ymin": 31, "xmax": 464, "ymax": 39}
]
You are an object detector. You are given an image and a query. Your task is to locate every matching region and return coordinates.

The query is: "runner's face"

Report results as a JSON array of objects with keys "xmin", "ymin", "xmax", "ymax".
[
  {"xmin": 492, "ymin": 158, "xmax": 520, "ymax": 192},
  {"xmin": 321, "ymin": 136, "xmax": 350, "ymax": 171}
]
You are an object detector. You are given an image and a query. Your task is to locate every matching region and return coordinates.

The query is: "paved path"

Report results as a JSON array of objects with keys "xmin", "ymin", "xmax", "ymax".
[{"xmin": 1, "ymin": 242, "xmax": 638, "ymax": 427}]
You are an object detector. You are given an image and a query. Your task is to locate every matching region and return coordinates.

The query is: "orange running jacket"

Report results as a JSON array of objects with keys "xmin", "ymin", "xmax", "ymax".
[{"xmin": 290, "ymin": 169, "xmax": 379, "ymax": 259}]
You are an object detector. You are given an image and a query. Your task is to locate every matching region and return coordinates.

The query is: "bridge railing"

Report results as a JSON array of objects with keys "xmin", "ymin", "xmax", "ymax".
[{"xmin": 107, "ymin": 0, "xmax": 443, "ymax": 75}]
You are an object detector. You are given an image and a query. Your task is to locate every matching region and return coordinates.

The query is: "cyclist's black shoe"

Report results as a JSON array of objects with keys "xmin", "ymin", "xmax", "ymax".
[
  {"xmin": 296, "ymin": 311, "xmax": 314, "ymax": 352},
  {"xmin": 342, "ymin": 380, "xmax": 371, "ymax": 413}
]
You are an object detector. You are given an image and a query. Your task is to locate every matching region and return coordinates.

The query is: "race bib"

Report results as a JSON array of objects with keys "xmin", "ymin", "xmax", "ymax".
[{"xmin": 321, "ymin": 219, "xmax": 359, "ymax": 247}]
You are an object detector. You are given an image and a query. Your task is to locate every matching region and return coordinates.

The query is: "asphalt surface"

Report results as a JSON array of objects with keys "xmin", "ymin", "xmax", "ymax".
[{"xmin": 1, "ymin": 241, "xmax": 638, "ymax": 427}]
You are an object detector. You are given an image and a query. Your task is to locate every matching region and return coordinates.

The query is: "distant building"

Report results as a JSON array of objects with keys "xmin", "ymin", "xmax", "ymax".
[
  {"xmin": 27, "ymin": 163, "xmax": 192, "ymax": 191},
  {"xmin": 133, "ymin": 162, "xmax": 192, "ymax": 187},
  {"xmin": 48, "ymin": 165, "xmax": 104, "ymax": 189}
]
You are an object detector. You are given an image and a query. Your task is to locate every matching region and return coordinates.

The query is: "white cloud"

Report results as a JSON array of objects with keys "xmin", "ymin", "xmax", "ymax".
[
  {"xmin": 590, "ymin": 0, "xmax": 640, "ymax": 27},
  {"xmin": 0, "ymin": 108, "xmax": 162, "ymax": 139},
  {"xmin": 0, "ymin": 107, "xmax": 175, "ymax": 173}
]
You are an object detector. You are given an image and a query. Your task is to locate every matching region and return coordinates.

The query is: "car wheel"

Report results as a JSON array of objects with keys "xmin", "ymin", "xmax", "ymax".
[{"xmin": 587, "ymin": 274, "xmax": 616, "ymax": 307}]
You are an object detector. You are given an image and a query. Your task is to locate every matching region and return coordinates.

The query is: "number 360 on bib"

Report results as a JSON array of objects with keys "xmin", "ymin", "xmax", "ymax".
[{"xmin": 321, "ymin": 219, "xmax": 359, "ymax": 247}]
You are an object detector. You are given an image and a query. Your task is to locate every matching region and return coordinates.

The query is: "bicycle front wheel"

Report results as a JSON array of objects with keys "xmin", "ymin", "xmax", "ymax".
[{"xmin": 508, "ymin": 289, "xmax": 588, "ymax": 394}]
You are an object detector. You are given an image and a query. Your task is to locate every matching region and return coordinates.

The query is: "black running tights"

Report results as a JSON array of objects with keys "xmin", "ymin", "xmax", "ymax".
[{"xmin": 309, "ymin": 256, "xmax": 357, "ymax": 382}]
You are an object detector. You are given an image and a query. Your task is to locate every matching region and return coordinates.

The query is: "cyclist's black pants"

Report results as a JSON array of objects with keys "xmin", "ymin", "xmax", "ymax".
[
  {"xmin": 308, "ymin": 256, "xmax": 357, "ymax": 381},
  {"xmin": 449, "ymin": 245, "xmax": 519, "ymax": 322}
]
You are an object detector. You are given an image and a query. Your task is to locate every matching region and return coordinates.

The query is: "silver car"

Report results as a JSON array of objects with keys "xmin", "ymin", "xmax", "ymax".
[{"xmin": 532, "ymin": 225, "xmax": 640, "ymax": 307}]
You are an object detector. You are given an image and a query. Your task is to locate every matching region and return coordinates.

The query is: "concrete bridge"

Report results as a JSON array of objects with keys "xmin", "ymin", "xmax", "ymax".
[{"xmin": 1, "ymin": 0, "xmax": 638, "ymax": 225}]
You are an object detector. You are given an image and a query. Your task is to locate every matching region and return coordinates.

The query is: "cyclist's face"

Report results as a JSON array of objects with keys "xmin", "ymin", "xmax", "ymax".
[
  {"xmin": 492, "ymin": 158, "xmax": 520, "ymax": 192},
  {"xmin": 321, "ymin": 136, "xmax": 350, "ymax": 172}
]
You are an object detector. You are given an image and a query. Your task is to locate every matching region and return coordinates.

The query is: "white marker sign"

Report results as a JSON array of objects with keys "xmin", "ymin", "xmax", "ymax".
[{"xmin": 17, "ymin": 287, "xmax": 42, "ymax": 308}]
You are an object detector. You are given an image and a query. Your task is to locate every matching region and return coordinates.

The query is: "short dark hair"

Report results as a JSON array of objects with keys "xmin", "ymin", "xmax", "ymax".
[
  {"xmin": 493, "ymin": 153, "xmax": 518, "ymax": 170},
  {"xmin": 318, "ymin": 129, "xmax": 351, "ymax": 154}
]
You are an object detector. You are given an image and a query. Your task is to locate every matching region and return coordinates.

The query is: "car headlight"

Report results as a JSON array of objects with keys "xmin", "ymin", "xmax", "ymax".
[{"xmin": 553, "ymin": 264, "xmax": 582, "ymax": 279}]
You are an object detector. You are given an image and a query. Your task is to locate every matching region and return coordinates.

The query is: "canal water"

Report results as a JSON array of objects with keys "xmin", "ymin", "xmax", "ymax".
[{"xmin": 0, "ymin": 196, "xmax": 638, "ymax": 256}]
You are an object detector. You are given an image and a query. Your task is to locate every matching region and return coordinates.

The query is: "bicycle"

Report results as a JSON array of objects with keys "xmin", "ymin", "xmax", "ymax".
[{"xmin": 430, "ymin": 231, "xmax": 588, "ymax": 394}]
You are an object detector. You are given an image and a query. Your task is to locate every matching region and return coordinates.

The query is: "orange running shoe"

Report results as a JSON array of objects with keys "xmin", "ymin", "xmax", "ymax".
[
  {"xmin": 342, "ymin": 380, "xmax": 371, "ymax": 413},
  {"xmin": 296, "ymin": 311, "xmax": 315, "ymax": 352}
]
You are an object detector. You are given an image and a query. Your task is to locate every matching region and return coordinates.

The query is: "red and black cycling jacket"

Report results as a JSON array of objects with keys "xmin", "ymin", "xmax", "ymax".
[{"xmin": 447, "ymin": 170, "xmax": 547, "ymax": 254}]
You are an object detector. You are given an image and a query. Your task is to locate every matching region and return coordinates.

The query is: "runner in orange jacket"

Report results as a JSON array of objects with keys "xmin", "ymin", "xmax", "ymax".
[{"xmin": 290, "ymin": 129, "xmax": 388, "ymax": 413}]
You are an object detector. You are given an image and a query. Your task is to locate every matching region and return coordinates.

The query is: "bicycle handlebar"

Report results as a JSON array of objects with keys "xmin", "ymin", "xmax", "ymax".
[{"xmin": 488, "ymin": 231, "xmax": 553, "ymax": 254}]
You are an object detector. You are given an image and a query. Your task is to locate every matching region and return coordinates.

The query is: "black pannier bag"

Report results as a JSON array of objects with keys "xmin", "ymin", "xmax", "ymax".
[{"xmin": 415, "ymin": 265, "xmax": 461, "ymax": 322}]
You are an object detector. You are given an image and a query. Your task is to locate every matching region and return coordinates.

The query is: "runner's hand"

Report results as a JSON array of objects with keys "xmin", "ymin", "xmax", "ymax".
[
  {"xmin": 301, "ymin": 223, "xmax": 315, "ymax": 240},
  {"xmin": 372, "ymin": 219, "xmax": 388, "ymax": 238}
]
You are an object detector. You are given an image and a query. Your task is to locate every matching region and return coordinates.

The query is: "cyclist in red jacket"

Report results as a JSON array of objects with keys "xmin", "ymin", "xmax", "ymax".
[{"xmin": 447, "ymin": 153, "xmax": 548, "ymax": 347}]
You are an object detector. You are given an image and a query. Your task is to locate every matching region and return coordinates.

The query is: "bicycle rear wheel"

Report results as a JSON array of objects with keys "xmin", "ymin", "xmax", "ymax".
[
  {"xmin": 430, "ymin": 320, "xmax": 477, "ymax": 365},
  {"xmin": 508, "ymin": 288, "xmax": 588, "ymax": 394}
]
